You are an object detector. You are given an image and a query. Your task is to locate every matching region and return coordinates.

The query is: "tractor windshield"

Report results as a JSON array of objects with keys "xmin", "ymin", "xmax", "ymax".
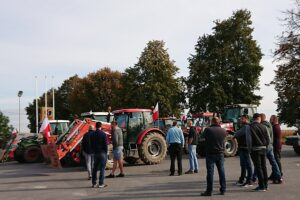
[
  {"xmin": 223, "ymin": 107, "xmax": 241, "ymax": 123},
  {"xmin": 114, "ymin": 113, "xmax": 128, "ymax": 129}
]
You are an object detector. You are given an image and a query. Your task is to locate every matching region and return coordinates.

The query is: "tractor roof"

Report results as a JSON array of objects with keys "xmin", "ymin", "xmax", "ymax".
[
  {"xmin": 49, "ymin": 120, "xmax": 70, "ymax": 123},
  {"xmin": 192, "ymin": 112, "xmax": 215, "ymax": 117},
  {"xmin": 224, "ymin": 104, "xmax": 257, "ymax": 108},
  {"xmin": 113, "ymin": 108, "xmax": 152, "ymax": 114},
  {"xmin": 81, "ymin": 111, "xmax": 109, "ymax": 116},
  {"xmin": 156, "ymin": 117, "xmax": 177, "ymax": 120}
]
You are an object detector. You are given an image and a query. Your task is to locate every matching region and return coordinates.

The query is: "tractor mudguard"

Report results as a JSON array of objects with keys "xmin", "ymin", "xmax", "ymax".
[{"xmin": 136, "ymin": 128, "xmax": 164, "ymax": 144}]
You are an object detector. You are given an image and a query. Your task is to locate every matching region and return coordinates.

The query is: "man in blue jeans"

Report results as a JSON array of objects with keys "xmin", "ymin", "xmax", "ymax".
[
  {"xmin": 91, "ymin": 122, "xmax": 108, "ymax": 188},
  {"xmin": 185, "ymin": 120, "xmax": 199, "ymax": 174},
  {"xmin": 201, "ymin": 117, "xmax": 226, "ymax": 196},
  {"xmin": 234, "ymin": 115, "xmax": 253, "ymax": 187}
]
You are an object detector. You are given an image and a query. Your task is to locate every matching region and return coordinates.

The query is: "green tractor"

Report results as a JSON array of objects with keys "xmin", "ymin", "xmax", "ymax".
[{"xmin": 14, "ymin": 120, "xmax": 69, "ymax": 163}]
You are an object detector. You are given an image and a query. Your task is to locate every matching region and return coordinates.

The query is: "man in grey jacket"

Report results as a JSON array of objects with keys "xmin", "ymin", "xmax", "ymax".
[{"xmin": 106, "ymin": 121, "xmax": 125, "ymax": 178}]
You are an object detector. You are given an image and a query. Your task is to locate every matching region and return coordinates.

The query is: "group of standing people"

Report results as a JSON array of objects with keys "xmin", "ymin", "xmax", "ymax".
[
  {"xmin": 81, "ymin": 121, "xmax": 125, "ymax": 189},
  {"xmin": 165, "ymin": 113, "xmax": 283, "ymax": 196}
]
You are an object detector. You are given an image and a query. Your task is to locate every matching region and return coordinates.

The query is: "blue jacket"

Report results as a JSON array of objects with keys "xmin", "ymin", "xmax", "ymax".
[
  {"xmin": 82, "ymin": 130, "xmax": 94, "ymax": 154},
  {"xmin": 91, "ymin": 129, "xmax": 108, "ymax": 154}
]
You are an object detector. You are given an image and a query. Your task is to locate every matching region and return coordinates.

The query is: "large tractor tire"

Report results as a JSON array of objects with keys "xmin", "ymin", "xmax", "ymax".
[
  {"xmin": 23, "ymin": 145, "xmax": 43, "ymax": 163},
  {"xmin": 293, "ymin": 145, "xmax": 300, "ymax": 155},
  {"xmin": 224, "ymin": 134, "xmax": 238, "ymax": 157},
  {"xmin": 14, "ymin": 147, "xmax": 25, "ymax": 163},
  {"xmin": 138, "ymin": 132, "xmax": 167, "ymax": 165}
]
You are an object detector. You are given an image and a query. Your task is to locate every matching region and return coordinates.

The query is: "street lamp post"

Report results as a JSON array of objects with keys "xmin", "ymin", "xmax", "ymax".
[{"xmin": 18, "ymin": 91, "xmax": 23, "ymax": 132}]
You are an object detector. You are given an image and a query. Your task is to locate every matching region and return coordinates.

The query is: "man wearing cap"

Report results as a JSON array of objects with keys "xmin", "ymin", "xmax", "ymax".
[
  {"xmin": 91, "ymin": 122, "xmax": 108, "ymax": 188},
  {"xmin": 82, "ymin": 125, "xmax": 95, "ymax": 180}
]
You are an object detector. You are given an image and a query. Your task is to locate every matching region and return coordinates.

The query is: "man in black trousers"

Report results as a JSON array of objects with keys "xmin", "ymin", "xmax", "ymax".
[
  {"xmin": 250, "ymin": 113, "xmax": 270, "ymax": 192},
  {"xmin": 201, "ymin": 117, "xmax": 226, "ymax": 196}
]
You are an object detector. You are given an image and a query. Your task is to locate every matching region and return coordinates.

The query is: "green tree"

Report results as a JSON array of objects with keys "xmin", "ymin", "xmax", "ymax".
[
  {"xmin": 272, "ymin": 0, "xmax": 300, "ymax": 127},
  {"xmin": 0, "ymin": 111, "xmax": 13, "ymax": 147},
  {"xmin": 26, "ymin": 69, "xmax": 123, "ymax": 132},
  {"xmin": 120, "ymin": 40, "xmax": 185, "ymax": 116},
  {"xmin": 186, "ymin": 10, "xmax": 263, "ymax": 113}
]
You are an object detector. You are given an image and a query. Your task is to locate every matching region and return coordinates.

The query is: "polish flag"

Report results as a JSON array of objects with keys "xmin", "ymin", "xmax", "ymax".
[
  {"xmin": 39, "ymin": 117, "xmax": 51, "ymax": 142},
  {"xmin": 152, "ymin": 103, "xmax": 159, "ymax": 121}
]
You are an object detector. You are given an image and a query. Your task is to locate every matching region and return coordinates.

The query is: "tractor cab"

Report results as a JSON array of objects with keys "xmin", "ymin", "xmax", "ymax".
[
  {"xmin": 113, "ymin": 109, "xmax": 153, "ymax": 147},
  {"xmin": 113, "ymin": 108, "xmax": 167, "ymax": 165},
  {"xmin": 49, "ymin": 120, "xmax": 70, "ymax": 136},
  {"xmin": 154, "ymin": 117, "xmax": 177, "ymax": 133},
  {"xmin": 222, "ymin": 104, "xmax": 257, "ymax": 130}
]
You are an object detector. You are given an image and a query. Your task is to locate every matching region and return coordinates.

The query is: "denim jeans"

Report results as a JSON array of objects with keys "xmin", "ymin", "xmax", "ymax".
[
  {"xmin": 239, "ymin": 148, "xmax": 253, "ymax": 183},
  {"xmin": 251, "ymin": 149, "xmax": 268, "ymax": 189},
  {"xmin": 83, "ymin": 151, "xmax": 94, "ymax": 177},
  {"xmin": 188, "ymin": 144, "xmax": 198, "ymax": 171},
  {"xmin": 92, "ymin": 152, "xmax": 107, "ymax": 185},
  {"xmin": 205, "ymin": 154, "xmax": 226, "ymax": 193},
  {"xmin": 266, "ymin": 147, "xmax": 281, "ymax": 180}
]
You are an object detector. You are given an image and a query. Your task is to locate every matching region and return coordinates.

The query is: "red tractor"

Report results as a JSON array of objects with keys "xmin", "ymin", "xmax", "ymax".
[
  {"xmin": 113, "ymin": 108, "xmax": 167, "ymax": 165},
  {"xmin": 53, "ymin": 108, "xmax": 167, "ymax": 167}
]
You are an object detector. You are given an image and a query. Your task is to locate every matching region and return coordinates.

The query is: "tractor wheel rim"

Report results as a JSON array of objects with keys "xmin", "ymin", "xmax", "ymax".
[
  {"xmin": 148, "ymin": 140, "xmax": 161, "ymax": 157},
  {"xmin": 28, "ymin": 149, "xmax": 39, "ymax": 161},
  {"xmin": 225, "ymin": 140, "xmax": 234, "ymax": 154}
]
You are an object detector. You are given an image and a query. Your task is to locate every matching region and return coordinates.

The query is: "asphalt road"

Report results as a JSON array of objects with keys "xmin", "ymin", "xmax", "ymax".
[{"xmin": 0, "ymin": 145, "xmax": 299, "ymax": 200}]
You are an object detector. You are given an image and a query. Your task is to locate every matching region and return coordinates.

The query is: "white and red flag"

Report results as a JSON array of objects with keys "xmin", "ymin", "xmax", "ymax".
[
  {"xmin": 39, "ymin": 117, "xmax": 51, "ymax": 142},
  {"xmin": 152, "ymin": 102, "xmax": 159, "ymax": 121}
]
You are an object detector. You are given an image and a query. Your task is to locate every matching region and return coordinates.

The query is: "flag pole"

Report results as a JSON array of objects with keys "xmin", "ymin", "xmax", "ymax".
[
  {"xmin": 45, "ymin": 76, "xmax": 47, "ymax": 119},
  {"xmin": 35, "ymin": 76, "xmax": 38, "ymax": 135},
  {"xmin": 52, "ymin": 76, "xmax": 55, "ymax": 120}
]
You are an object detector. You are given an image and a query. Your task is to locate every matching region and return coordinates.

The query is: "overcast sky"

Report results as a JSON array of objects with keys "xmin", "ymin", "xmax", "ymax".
[{"xmin": 0, "ymin": 0, "xmax": 295, "ymax": 132}]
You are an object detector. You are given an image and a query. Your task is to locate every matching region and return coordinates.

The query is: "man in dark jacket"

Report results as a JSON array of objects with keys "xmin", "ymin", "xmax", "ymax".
[
  {"xmin": 201, "ymin": 117, "xmax": 226, "ymax": 196},
  {"xmin": 234, "ymin": 115, "xmax": 253, "ymax": 187},
  {"xmin": 185, "ymin": 120, "xmax": 199, "ymax": 174},
  {"xmin": 82, "ymin": 125, "xmax": 95, "ymax": 180},
  {"xmin": 270, "ymin": 115, "xmax": 283, "ymax": 180},
  {"xmin": 91, "ymin": 122, "xmax": 108, "ymax": 188},
  {"xmin": 250, "ymin": 113, "xmax": 270, "ymax": 192}
]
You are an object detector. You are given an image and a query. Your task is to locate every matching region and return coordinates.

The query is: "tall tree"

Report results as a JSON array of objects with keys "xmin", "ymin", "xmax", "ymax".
[
  {"xmin": 0, "ymin": 111, "xmax": 13, "ymax": 147},
  {"xmin": 272, "ymin": 0, "xmax": 300, "ymax": 127},
  {"xmin": 186, "ymin": 10, "xmax": 263, "ymax": 113},
  {"xmin": 120, "ymin": 40, "xmax": 185, "ymax": 116}
]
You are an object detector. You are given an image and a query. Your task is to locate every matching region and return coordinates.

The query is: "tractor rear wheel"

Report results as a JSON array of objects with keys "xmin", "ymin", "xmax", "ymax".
[
  {"xmin": 138, "ymin": 132, "xmax": 167, "ymax": 165},
  {"xmin": 23, "ymin": 145, "xmax": 43, "ymax": 163},
  {"xmin": 293, "ymin": 145, "xmax": 300, "ymax": 155},
  {"xmin": 14, "ymin": 147, "xmax": 25, "ymax": 163},
  {"xmin": 224, "ymin": 134, "xmax": 238, "ymax": 157}
]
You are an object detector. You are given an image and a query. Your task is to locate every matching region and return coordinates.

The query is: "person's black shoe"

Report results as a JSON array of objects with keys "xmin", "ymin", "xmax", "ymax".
[
  {"xmin": 178, "ymin": 173, "xmax": 182, "ymax": 176},
  {"xmin": 200, "ymin": 191, "xmax": 212, "ymax": 196},
  {"xmin": 88, "ymin": 176, "xmax": 92, "ymax": 180},
  {"xmin": 194, "ymin": 169, "xmax": 198, "ymax": 173},
  {"xmin": 219, "ymin": 191, "xmax": 225, "ymax": 195},
  {"xmin": 106, "ymin": 174, "xmax": 115, "ymax": 178},
  {"xmin": 273, "ymin": 179, "xmax": 283, "ymax": 184},
  {"xmin": 169, "ymin": 173, "xmax": 174, "ymax": 176},
  {"xmin": 116, "ymin": 173, "xmax": 125, "ymax": 177},
  {"xmin": 185, "ymin": 170, "xmax": 194, "ymax": 174}
]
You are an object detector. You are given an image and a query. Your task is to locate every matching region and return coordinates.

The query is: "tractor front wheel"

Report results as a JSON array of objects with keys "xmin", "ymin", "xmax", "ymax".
[
  {"xmin": 23, "ymin": 145, "xmax": 43, "ymax": 163},
  {"xmin": 138, "ymin": 132, "xmax": 167, "ymax": 165},
  {"xmin": 224, "ymin": 134, "xmax": 238, "ymax": 157},
  {"xmin": 14, "ymin": 147, "xmax": 25, "ymax": 163}
]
